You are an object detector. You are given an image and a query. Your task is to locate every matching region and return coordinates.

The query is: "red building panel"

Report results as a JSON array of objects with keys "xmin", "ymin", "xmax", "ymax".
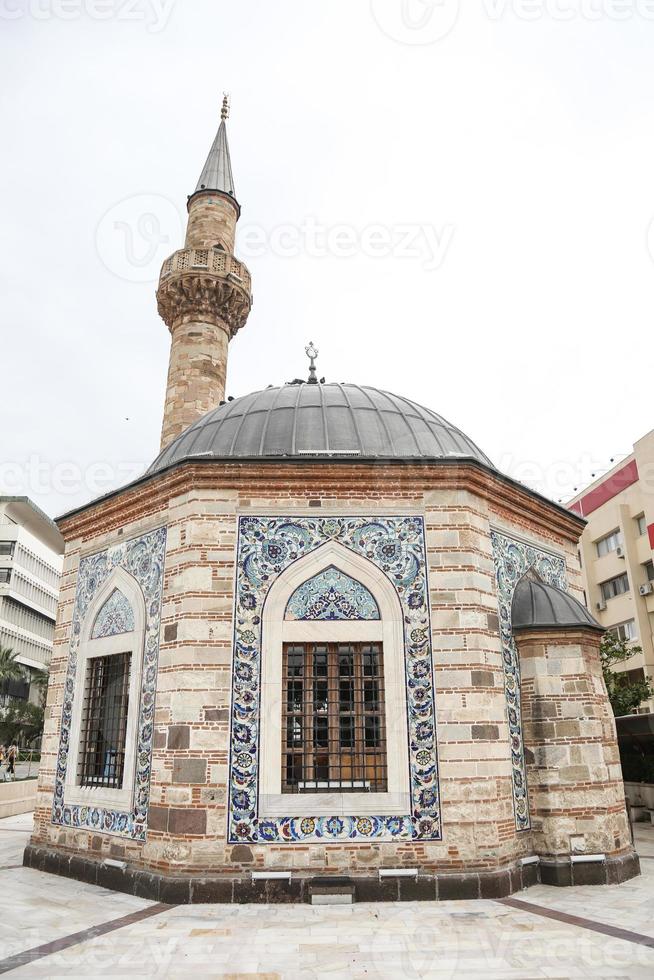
[{"xmin": 569, "ymin": 459, "xmax": 639, "ymax": 518}]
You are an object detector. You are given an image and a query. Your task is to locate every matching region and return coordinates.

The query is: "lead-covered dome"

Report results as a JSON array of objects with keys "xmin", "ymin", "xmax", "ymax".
[
  {"xmin": 512, "ymin": 576, "xmax": 602, "ymax": 634},
  {"xmin": 149, "ymin": 383, "xmax": 493, "ymax": 473}
]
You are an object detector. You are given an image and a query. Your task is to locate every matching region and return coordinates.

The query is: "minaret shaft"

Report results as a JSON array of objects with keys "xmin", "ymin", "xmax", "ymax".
[{"xmin": 157, "ymin": 103, "xmax": 252, "ymax": 451}]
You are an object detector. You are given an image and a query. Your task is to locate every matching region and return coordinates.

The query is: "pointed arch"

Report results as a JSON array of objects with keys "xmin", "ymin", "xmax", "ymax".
[
  {"xmin": 65, "ymin": 565, "xmax": 147, "ymax": 811},
  {"xmin": 259, "ymin": 540, "xmax": 410, "ymax": 816},
  {"xmin": 285, "ymin": 565, "xmax": 381, "ymax": 621},
  {"xmin": 263, "ymin": 540, "xmax": 403, "ymax": 628},
  {"xmin": 91, "ymin": 589, "xmax": 135, "ymax": 638},
  {"xmin": 80, "ymin": 566, "xmax": 145, "ymax": 644}
]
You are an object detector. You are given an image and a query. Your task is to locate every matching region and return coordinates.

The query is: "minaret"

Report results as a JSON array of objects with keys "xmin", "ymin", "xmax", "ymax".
[{"xmin": 157, "ymin": 96, "xmax": 252, "ymax": 449}]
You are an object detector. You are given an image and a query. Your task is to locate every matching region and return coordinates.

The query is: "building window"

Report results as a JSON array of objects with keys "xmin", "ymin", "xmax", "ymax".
[
  {"xmin": 601, "ymin": 573, "xmax": 630, "ymax": 602},
  {"xmin": 78, "ymin": 652, "xmax": 131, "ymax": 789},
  {"xmin": 0, "ymin": 568, "xmax": 11, "ymax": 584},
  {"xmin": 596, "ymin": 530, "xmax": 622, "ymax": 558},
  {"xmin": 637, "ymin": 515, "xmax": 648, "ymax": 537},
  {"xmin": 65, "ymin": 568, "xmax": 145, "ymax": 809},
  {"xmin": 282, "ymin": 641, "xmax": 387, "ymax": 793},
  {"xmin": 0, "ymin": 542, "xmax": 15, "ymax": 557},
  {"xmin": 609, "ymin": 620, "xmax": 637, "ymax": 643},
  {"xmin": 645, "ymin": 561, "xmax": 654, "ymax": 582}
]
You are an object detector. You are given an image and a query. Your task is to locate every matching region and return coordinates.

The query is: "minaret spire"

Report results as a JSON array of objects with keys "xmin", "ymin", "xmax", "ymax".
[
  {"xmin": 156, "ymin": 96, "xmax": 253, "ymax": 450},
  {"xmin": 194, "ymin": 93, "xmax": 236, "ymax": 199}
]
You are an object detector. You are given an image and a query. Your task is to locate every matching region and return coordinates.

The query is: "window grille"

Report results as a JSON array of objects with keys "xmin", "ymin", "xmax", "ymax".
[
  {"xmin": 78, "ymin": 652, "xmax": 131, "ymax": 789},
  {"xmin": 282, "ymin": 642, "xmax": 387, "ymax": 793}
]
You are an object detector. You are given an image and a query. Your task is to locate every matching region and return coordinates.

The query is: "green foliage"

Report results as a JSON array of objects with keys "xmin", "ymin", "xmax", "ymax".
[
  {"xmin": 0, "ymin": 646, "xmax": 24, "ymax": 686},
  {"xmin": 29, "ymin": 667, "xmax": 49, "ymax": 709},
  {"xmin": 0, "ymin": 700, "xmax": 44, "ymax": 746},
  {"xmin": 600, "ymin": 632, "xmax": 654, "ymax": 716}
]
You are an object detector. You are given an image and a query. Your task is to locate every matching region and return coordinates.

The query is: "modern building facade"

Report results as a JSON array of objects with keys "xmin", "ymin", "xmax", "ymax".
[
  {"xmin": 25, "ymin": 102, "xmax": 638, "ymax": 902},
  {"xmin": 569, "ymin": 430, "xmax": 654, "ymax": 709},
  {"xmin": 0, "ymin": 497, "xmax": 64, "ymax": 707}
]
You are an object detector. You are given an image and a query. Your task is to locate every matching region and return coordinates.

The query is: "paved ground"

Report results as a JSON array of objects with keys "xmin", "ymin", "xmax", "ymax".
[{"xmin": 1, "ymin": 814, "xmax": 654, "ymax": 978}]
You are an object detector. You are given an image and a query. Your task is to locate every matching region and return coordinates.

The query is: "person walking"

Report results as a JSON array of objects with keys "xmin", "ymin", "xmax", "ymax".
[
  {"xmin": 0, "ymin": 745, "xmax": 5, "ymax": 782},
  {"xmin": 6, "ymin": 743, "xmax": 17, "ymax": 781}
]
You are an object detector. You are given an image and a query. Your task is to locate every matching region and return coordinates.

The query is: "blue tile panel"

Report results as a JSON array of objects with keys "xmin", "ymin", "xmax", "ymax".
[
  {"xmin": 91, "ymin": 588, "xmax": 135, "ymax": 638},
  {"xmin": 229, "ymin": 516, "xmax": 441, "ymax": 844},
  {"xmin": 490, "ymin": 529, "xmax": 567, "ymax": 832},
  {"xmin": 285, "ymin": 565, "xmax": 380, "ymax": 621},
  {"xmin": 52, "ymin": 527, "xmax": 167, "ymax": 840}
]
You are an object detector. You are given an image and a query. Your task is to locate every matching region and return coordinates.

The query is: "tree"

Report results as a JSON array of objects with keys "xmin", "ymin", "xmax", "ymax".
[
  {"xmin": 600, "ymin": 632, "xmax": 654, "ymax": 716},
  {"xmin": 0, "ymin": 646, "xmax": 24, "ymax": 688},
  {"xmin": 0, "ymin": 700, "xmax": 44, "ymax": 747},
  {"xmin": 29, "ymin": 667, "xmax": 49, "ymax": 709}
]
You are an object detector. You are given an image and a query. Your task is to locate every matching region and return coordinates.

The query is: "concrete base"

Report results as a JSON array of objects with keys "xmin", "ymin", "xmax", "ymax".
[
  {"xmin": 22, "ymin": 843, "xmax": 641, "ymax": 904},
  {"xmin": 0, "ymin": 780, "xmax": 37, "ymax": 819}
]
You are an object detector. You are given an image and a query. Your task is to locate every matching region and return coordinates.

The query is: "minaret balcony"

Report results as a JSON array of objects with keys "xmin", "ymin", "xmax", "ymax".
[
  {"xmin": 157, "ymin": 247, "xmax": 253, "ymax": 336},
  {"xmin": 159, "ymin": 247, "xmax": 251, "ymax": 294}
]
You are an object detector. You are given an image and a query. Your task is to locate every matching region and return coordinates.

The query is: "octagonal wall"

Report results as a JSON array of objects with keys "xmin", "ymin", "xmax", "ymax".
[{"xmin": 30, "ymin": 461, "xmax": 631, "ymax": 883}]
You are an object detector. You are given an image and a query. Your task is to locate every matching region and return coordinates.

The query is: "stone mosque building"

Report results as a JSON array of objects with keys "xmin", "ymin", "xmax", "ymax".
[{"xmin": 25, "ymin": 100, "xmax": 638, "ymax": 903}]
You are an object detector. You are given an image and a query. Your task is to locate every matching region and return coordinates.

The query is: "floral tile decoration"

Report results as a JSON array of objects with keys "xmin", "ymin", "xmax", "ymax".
[
  {"xmin": 285, "ymin": 565, "xmax": 380, "ymax": 621},
  {"xmin": 91, "ymin": 587, "xmax": 136, "ymax": 638},
  {"xmin": 229, "ymin": 516, "xmax": 441, "ymax": 844},
  {"xmin": 490, "ymin": 529, "xmax": 566, "ymax": 832},
  {"xmin": 52, "ymin": 527, "xmax": 167, "ymax": 840}
]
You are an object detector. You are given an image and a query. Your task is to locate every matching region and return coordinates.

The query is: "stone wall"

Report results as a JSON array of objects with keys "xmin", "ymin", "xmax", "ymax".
[
  {"xmin": 517, "ymin": 627, "xmax": 631, "ymax": 861},
  {"xmin": 30, "ymin": 461, "xmax": 635, "ymax": 886}
]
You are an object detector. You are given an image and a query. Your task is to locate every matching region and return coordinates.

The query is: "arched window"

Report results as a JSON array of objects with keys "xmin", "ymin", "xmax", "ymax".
[
  {"xmin": 282, "ymin": 567, "xmax": 385, "ymax": 793},
  {"xmin": 258, "ymin": 542, "xmax": 410, "ymax": 819},
  {"xmin": 65, "ymin": 568, "xmax": 146, "ymax": 810}
]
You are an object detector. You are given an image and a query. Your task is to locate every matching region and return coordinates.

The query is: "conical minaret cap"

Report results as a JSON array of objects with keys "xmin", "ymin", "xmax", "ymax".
[{"xmin": 194, "ymin": 94, "xmax": 236, "ymax": 198}]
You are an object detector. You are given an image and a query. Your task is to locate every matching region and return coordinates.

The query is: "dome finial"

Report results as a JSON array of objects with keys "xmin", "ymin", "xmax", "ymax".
[
  {"xmin": 305, "ymin": 341, "xmax": 319, "ymax": 384},
  {"xmin": 221, "ymin": 93, "xmax": 230, "ymax": 122}
]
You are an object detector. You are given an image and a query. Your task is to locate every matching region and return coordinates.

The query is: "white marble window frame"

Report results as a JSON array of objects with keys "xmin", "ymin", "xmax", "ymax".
[
  {"xmin": 64, "ymin": 566, "xmax": 145, "ymax": 813},
  {"xmin": 258, "ymin": 541, "xmax": 411, "ymax": 818}
]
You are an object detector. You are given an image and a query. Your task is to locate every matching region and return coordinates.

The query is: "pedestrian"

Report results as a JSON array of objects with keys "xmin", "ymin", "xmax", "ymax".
[
  {"xmin": 0, "ymin": 745, "xmax": 5, "ymax": 782},
  {"xmin": 6, "ymin": 743, "xmax": 17, "ymax": 781}
]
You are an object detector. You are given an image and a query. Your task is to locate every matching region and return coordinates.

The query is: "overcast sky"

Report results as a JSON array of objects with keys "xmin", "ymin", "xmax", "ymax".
[{"xmin": 2, "ymin": 1, "xmax": 653, "ymax": 518}]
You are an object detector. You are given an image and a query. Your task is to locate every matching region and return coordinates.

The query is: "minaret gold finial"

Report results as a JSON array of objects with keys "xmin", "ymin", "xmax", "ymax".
[{"xmin": 221, "ymin": 93, "xmax": 230, "ymax": 122}]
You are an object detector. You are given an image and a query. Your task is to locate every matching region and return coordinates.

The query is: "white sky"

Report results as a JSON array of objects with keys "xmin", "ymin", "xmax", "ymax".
[{"xmin": 2, "ymin": 0, "xmax": 653, "ymax": 518}]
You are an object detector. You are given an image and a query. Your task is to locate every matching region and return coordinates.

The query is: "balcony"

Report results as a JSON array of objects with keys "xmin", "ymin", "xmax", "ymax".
[{"xmin": 159, "ymin": 247, "xmax": 251, "ymax": 294}]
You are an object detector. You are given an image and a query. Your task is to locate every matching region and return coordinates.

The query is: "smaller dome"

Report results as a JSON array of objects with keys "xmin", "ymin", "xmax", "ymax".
[{"xmin": 512, "ymin": 576, "xmax": 602, "ymax": 633}]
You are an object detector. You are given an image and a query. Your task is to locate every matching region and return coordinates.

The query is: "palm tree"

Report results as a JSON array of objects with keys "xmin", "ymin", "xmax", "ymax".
[{"xmin": 0, "ymin": 646, "xmax": 25, "ymax": 689}]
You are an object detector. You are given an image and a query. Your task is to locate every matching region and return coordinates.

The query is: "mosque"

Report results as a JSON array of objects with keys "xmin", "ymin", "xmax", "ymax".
[{"xmin": 25, "ymin": 100, "xmax": 639, "ymax": 903}]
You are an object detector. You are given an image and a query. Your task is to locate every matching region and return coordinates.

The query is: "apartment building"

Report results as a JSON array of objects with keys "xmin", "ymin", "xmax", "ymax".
[
  {"xmin": 569, "ymin": 429, "xmax": 654, "ymax": 708},
  {"xmin": 0, "ymin": 497, "xmax": 63, "ymax": 707}
]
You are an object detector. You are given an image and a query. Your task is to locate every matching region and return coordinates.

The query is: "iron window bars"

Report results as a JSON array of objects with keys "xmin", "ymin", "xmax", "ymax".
[
  {"xmin": 78, "ymin": 652, "xmax": 131, "ymax": 789},
  {"xmin": 282, "ymin": 642, "xmax": 387, "ymax": 793}
]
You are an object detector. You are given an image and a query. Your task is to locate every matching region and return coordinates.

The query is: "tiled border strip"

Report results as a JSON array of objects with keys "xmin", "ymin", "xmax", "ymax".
[
  {"xmin": 229, "ymin": 516, "xmax": 441, "ymax": 844},
  {"xmin": 499, "ymin": 898, "xmax": 654, "ymax": 949},
  {"xmin": 0, "ymin": 903, "xmax": 173, "ymax": 975},
  {"xmin": 490, "ymin": 530, "xmax": 567, "ymax": 832}
]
